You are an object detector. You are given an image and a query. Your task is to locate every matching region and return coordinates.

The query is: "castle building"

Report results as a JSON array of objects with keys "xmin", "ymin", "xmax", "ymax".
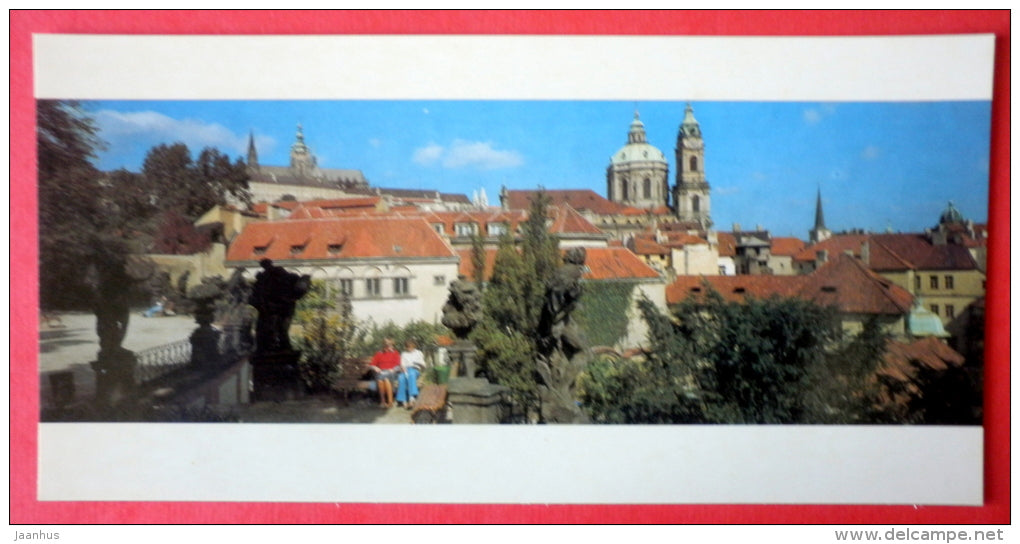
[
  {"xmin": 606, "ymin": 111, "xmax": 670, "ymax": 209},
  {"xmin": 673, "ymin": 104, "xmax": 712, "ymax": 228},
  {"xmin": 245, "ymin": 125, "xmax": 369, "ymax": 204}
]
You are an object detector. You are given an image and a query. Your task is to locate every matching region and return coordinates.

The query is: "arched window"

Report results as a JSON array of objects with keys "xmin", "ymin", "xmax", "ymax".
[
  {"xmin": 621, "ymin": 178, "xmax": 629, "ymax": 201},
  {"xmin": 689, "ymin": 156, "xmax": 698, "ymax": 172},
  {"xmin": 692, "ymin": 195, "xmax": 701, "ymax": 213},
  {"xmin": 643, "ymin": 178, "xmax": 652, "ymax": 199}
]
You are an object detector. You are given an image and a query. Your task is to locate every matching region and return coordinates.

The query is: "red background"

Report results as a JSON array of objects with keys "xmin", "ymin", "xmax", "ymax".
[{"xmin": 10, "ymin": 10, "xmax": 1010, "ymax": 524}]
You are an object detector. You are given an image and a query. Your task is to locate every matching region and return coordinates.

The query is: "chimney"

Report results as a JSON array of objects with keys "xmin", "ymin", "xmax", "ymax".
[{"xmin": 860, "ymin": 241, "xmax": 870, "ymax": 265}]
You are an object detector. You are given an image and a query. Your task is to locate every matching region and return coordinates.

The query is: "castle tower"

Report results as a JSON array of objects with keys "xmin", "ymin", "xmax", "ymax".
[
  {"xmin": 809, "ymin": 187, "xmax": 832, "ymax": 243},
  {"xmin": 606, "ymin": 111, "xmax": 669, "ymax": 209},
  {"xmin": 289, "ymin": 124, "xmax": 317, "ymax": 176},
  {"xmin": 673, "ymin": 103, "xmax": 712, "ymax": 227}
]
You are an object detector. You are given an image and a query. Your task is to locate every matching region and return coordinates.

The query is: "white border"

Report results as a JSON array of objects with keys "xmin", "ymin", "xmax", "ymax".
[
  {"xmin": 33, "ymin": 34, "xmax": 992, "ymax": 505},
  {"xmin": 34, "ymin": 34, "xmax": 994, "ymax": 101}
]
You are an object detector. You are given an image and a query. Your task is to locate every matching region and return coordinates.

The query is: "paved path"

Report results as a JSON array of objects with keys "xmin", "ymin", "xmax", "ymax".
[
  {"xmin": 38, "ymin": 312, "xmax": 417, "ymax": 424},
  {"xmin": 39, "ymin": 311, "xmax": 198, "ymax": 405}
]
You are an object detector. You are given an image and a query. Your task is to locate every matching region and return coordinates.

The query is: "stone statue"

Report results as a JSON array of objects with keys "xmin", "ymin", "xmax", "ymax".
[
  {"xmin": 535, "ymin": 247, "xmax": 590, "ymax": 423},
  {"xmin": 249, "ymin": 259, "xmax": 310, "ymax": 355},
  {"xmin": 441, "ymin": 275, "xmax": 483, "ymax": 339}
]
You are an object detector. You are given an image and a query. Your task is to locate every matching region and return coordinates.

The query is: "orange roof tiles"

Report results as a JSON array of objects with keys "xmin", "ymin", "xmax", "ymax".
[
  {"xmin": 794, "ymin": 234, "xmax": 870, "ymax": 262},
  {"xmin": 878, "ymin": 337, "xmax": 965, "ymax": 383},
  {"xmin": 770, "ymin": 237, "xmax": 806, "ymax": 257},
  {"xmin": 581, "ymin": 247, "xmax": 661, "ymax": 281},
  {"xmin": 226, "ymin": 217, "xmax": 456, "ymax": 263},
  {"xmin": 666, "ymin": 254, "xmax": 913, "ymax": 317},
  {"xmin": 505, "ymin": 189, "xmax": 627, "ymax": 215}
]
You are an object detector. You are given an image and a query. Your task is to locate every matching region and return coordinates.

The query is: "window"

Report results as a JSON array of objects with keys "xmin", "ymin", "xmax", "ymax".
[
  {"xmin": 339, "ymin": 279, "xmax": 353, "ymax": 296},
  {"xmin": 433, "ymin": 275, "xmax": 446, "ymax": 286},
  {"xmin": 945, "ymin": 305, "xmax": 955, "ymax": 319},
  {"xmin": 366, "ymin": 278, "xmax": 381, "ymax": 297},
  {"xmin": 692, "ymin": 195, "xmax": 701, "ymax": 213},
  {"xmin": 393, "ymin": 277, "xmax": 409, "ymax": 296},
  {"xmin": 433, "ymin": 223, "xmax": 445, "ymax": 235},
  {"xmin": 455, "ymin": 222, "xmax": 478, "ymax": 237},
  {"xmin": 930, "ymin": 304, "xmax": 939, "ymax": 316},
  {"xmin": 328, "ymin": 244, "xmax": 343, "ymax": 255},
  {"xmin": 914, "ymin": 275, "xmax": 921, "ymax": 291},
  {"xmin": 944, "ymin": 275, "xmax": 954, "ymax": 290},
  {"xmin": 290, "ymin": 245, "xmax": 305, "ymax": 255},
  {"xmin": 488, "ymin": 222, "xmax": 507, "ymax": 237},
  {"xmin": 930, "ymin": 275, "xmax": 939, "ymax": 289},
  {"xmin": 643, "ymin": 178, "xmax": 652, "ymax": 199},
  {"xmin": 253, "ymin": 246, "xmax": 268, "ymax": 256},
  {"xmin": 689, "ymin": 156, "xmax": 698, "ymax": 172}
]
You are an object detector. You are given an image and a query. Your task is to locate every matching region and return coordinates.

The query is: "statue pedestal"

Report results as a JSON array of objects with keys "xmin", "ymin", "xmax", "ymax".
[
  {"xmin": 448, "ymin": 377, "xmax": 508, "ymax": 424},
  {"xmin": 447, "ymin": 341, "xmax": 478, "ymax": 378},
  {"xmin": 190, "ymin": 325, "xmax": 222, "ymax": 369},
  {"xmin": 251, "ymin": 350, "xmax": 302, "ymax": 402},
  {"xmin": 91, "ymin": 347, "xmax": 137, "ymax": 408}
]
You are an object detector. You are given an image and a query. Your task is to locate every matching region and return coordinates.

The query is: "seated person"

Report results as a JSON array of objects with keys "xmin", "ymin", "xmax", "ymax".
[
  {"xmin": 396, "ymin": 339, "xmax": 426, "ymax": 409},
  {"xmin": 369, "ymin": 338, "xmax": 400, "ymax": 408}
]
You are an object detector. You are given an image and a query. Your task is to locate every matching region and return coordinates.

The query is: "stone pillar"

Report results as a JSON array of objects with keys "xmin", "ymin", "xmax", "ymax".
[
  {"xmin": 447, "ymin": 341, "xmax": 478, "ymax": 378},
  {"xmin": 447, "ymin": 377, "xmax": 508, "ymax": 424}
]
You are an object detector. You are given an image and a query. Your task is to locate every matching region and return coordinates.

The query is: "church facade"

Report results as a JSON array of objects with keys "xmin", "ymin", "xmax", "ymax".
[{"xmin": 604, "ymin": 103, "xmax": 713, "ymax": 229}]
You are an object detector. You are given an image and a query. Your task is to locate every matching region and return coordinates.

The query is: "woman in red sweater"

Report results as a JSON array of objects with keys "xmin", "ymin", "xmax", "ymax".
[{"xmin": 369, "ymin": 338, "xmax": 400, "ymax": 407}]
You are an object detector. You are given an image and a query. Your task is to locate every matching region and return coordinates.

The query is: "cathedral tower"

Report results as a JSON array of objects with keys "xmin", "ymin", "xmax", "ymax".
[
  {"xmin": 606, "ymin": 111, "xmax": 669, "ymax": 209},
  {"xmin": 289, "ymin": 124, "xmax": 317, "ymax": 176},
  {"xmin": 673, "ymin": 103, "xmax": 712, "ymax": 227}
]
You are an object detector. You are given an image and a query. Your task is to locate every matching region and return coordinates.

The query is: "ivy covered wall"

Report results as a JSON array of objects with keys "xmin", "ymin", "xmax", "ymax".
[{"xmin": 574, "ymin": 280, "xmax": 637, "ymax": 349}]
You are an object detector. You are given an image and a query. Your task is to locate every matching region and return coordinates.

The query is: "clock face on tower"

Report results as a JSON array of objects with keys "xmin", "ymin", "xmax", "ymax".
[{"xmin": 683, "ymin": 139, "xmax": 704, "ymax": 150}]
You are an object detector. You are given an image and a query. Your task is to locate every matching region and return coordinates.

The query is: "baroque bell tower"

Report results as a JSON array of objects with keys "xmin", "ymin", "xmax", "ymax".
[{"xmin": 673, "ymin": 103, "xmax": 712, "ymax": 227}]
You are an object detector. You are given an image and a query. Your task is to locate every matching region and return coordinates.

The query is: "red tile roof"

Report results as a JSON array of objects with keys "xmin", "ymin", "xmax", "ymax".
[
  {"xmin": 505, "ymin": 189, "xmax": 627, "ymax": 215},
  {"xmin": 666, "ymin": 254, "xmax": 913, "ymax": 316},
  {"xmin": 581, "ymin": 247, "xmax": 662, "ymax": 281},
  {"xmin": 226, "ymin": 217, "xmax": 456, "ymax": 263},
  {"xmin": 629, "ymin": 237, "xmax": 670, "ymax": 256},
  {"xmin": 867, "ymin": 234, "xmax": 978, "ymax": 271},
  {"xmin": 879, "ymin": 337, "xmax": 965, "ymax": 383},
  {"xmin": 799, "ymin": 254, "xmax": 914, "ymax": 315},
  {"xmin": 715, "ymin": 231, "xmax": 737, "ymax": 257},
  {"xmin": 456, "ymin": 246, "xmax": 659, "ymax": 283},
  {"xmin": 771, "ymin": 237, "xmax": 807, "ymax": 257},
  {"xmin": 794, "ymin": 234, "xmax": 870, "ymax": 262}
]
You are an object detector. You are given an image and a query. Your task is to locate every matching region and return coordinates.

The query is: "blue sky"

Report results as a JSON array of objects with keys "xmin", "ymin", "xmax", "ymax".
[{"xmin": 84, "ymin": 100, "xmax": 991, "ymax": 238}]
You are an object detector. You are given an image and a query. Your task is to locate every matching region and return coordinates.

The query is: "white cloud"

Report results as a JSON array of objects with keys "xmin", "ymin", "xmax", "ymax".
[
  {"xmin": 861, "ymin": 145, "xmax": 881, "ymax": 160},
  {"xmin": 412, "ymin": 143, "xmax": 444, "ymax": 165},
  {"xmin": 412, "ymin": 139, "xmax": 523, "ymax": 170},
  {"xmin": 94, "ymin": 109, "xmax": 268, "ymax": 156},
  {"xmin": 368, "ymin": 138, "xmax": 382, "ymax": 149}
]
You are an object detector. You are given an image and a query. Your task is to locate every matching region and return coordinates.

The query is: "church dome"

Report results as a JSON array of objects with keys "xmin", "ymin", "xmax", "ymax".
[
  {"xmin": 610, "ymin": 112, "xmax": 667, "ymax": 166},
  {"xmin": 938, "ymin": 201, "xmax": 966, "ymax": 225}
]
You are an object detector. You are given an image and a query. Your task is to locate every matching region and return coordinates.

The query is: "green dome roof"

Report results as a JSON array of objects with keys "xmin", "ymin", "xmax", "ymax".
[{"xmin": 610, "ymin": 111, "xmax": 667, "ymax": 165}]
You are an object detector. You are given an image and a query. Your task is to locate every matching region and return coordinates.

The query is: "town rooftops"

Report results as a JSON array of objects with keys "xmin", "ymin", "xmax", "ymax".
[
  {"xmin": 456, "ymin": 246, "xmax": 660, "ymax": 283},
  {"xmin": 667, "ymin": 253, "xmax": 913, "ymax": 316},
  {"xmin": 226, "ymin": 216, "xmax": 457, "ymax": 263}
]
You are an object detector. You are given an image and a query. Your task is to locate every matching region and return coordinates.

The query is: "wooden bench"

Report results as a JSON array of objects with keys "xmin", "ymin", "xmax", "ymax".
[
  {"xmin": 332, "ymin": 358, "xmax": 372, "ymax": 405},
  {"xmin": 411, "ymin": 384, "xmax": 448, "ymax": 424}
]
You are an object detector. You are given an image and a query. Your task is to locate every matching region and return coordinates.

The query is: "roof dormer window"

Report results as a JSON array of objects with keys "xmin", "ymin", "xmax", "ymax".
[
  {"xmin": 253, "ymin": 246, "xmax": 268, "ymax": 256},
  {"xmin": 290, "ymin": 245, "xmax": 306, "ymax": 255}
]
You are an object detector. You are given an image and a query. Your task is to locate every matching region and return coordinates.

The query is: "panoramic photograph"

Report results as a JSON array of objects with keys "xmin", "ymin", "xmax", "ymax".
[{"xmin": 38, "ymin": 98, "xmax": 990, "ymax": 425}]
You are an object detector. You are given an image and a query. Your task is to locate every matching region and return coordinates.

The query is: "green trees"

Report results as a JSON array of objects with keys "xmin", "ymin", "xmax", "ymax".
[
  {"xmin": 38, "ymin": 100, "xmax": 148, "ymax": 310},
  {"xmin": 293, "ymin": 281, "xmax": 361, "ymax": 391},
  {"xmin": 470, "ymin": 191, "xmax": 561, "ymax": 418},
  {"xmin": 142, "ymin": 143, "xmax": 251, "ymax": 221},
  {"xmin": 580, "ymin": 288, "xmax": 893, "ymax": 424}
]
